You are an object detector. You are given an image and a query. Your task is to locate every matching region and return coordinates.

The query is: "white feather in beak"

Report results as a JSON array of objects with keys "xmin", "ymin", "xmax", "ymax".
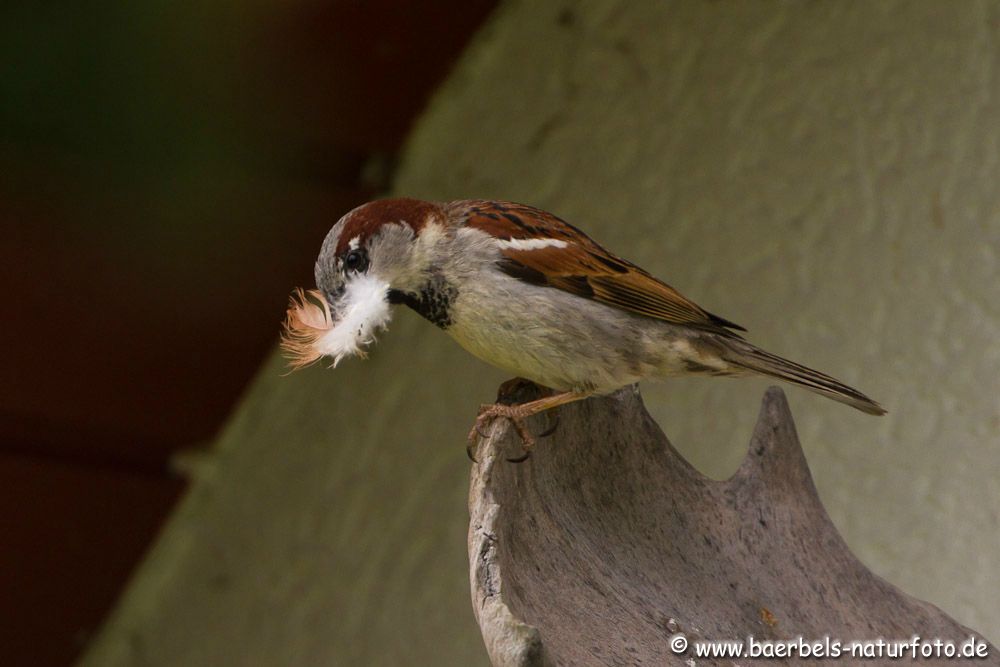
[{"xmin": 281, "ymin": 275, "xmax": 393, "ymax": 370}]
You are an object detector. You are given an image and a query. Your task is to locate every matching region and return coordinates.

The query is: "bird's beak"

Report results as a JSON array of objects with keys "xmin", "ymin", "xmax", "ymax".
[{"xmin": 281, "ymin": 275, "xmax": 393, "ymax": 370}]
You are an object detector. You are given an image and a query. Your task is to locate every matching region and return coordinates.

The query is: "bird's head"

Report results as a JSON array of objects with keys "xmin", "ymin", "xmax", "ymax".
[{"xmin": 281, "ymin": 198, "xmax": 447, "ymax": 369}]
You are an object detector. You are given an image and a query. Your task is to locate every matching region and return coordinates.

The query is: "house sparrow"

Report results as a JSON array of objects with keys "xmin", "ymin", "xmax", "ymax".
[{"xmin": 282, "ymin": 198, "xmax": 885, "ymax": 459}]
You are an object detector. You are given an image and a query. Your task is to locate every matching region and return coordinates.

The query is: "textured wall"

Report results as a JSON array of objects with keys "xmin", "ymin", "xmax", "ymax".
[
  {"xmin": 83, "ymin": 1, "xmax": 1000, "ymax": 664},
  {"xmin": 399, "ymin": 0, "xmax": 1000, "ymax": 633}
]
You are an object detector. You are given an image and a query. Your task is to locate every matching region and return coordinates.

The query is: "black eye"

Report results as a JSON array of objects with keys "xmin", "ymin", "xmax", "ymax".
[{"xmin": 343, "ymin": 249, "xmax": 368, "ymax": 273}]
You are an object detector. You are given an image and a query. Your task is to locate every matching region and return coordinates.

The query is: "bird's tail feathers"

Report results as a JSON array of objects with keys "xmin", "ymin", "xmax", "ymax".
[{"xmin": 726, "ymin": 343, "xmax": 886, "ymax": 416}]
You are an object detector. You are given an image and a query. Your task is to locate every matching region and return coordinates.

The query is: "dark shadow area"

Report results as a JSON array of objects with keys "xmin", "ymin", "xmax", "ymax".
[{"xmin": 0, "ymin": 2, "xmax": 497, "ymax": 664}]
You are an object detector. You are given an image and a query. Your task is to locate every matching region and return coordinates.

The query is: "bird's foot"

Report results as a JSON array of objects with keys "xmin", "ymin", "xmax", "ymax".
[
  {"xmin": 466, "ymin": 383, "xmax": 586, "ymax": 463},
  {"xmin": 467, "ymin": 403, "xmax": 535, "ymax": 462},
  {"xmin": 466, "ymin": 403, "xmax": 561, "ymax": 463}
]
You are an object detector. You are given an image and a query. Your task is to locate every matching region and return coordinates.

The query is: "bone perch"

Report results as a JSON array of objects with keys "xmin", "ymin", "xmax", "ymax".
[{"xmin": 468, "ymin": 383, "xmax": 997, "ymax": 667}]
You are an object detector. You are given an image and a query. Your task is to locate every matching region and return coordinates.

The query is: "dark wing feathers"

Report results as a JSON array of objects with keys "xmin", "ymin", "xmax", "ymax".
[{"xmin": 449, "ymin": 200, "xmax": 745, "ymax": 334}]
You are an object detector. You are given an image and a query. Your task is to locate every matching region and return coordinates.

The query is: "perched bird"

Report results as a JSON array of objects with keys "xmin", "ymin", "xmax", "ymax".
[{"xmin": 282, "ymin": 198, "xmax": 884, "ymax": 458}]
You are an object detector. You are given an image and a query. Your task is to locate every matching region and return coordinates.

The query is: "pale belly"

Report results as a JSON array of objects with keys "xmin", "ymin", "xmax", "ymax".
[{"xmin": 444, "ymin": 275, "xmax": 714, "ymax": 394}]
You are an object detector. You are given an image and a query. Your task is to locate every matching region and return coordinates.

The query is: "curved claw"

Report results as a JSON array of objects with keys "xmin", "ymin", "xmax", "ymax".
[
  {"xmin": 505, "ymin": 450, "xmax": 531, "ymax": 463},
  {"xmin": 505, "ymin": 419, "xmax": 535, "ymax": 463},
  {"xmin": 537, "ymin": 412, "xmax": 560, "ymax": 438},
  {"xmin": 468, "ymin": 411, "xmax": 500, "ymax": 463}
]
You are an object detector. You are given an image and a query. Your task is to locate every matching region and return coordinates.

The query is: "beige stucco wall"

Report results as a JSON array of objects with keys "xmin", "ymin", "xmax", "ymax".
[{"xmin": 83, "ymin": 1, "xmax": 1000, "ymax": 664}]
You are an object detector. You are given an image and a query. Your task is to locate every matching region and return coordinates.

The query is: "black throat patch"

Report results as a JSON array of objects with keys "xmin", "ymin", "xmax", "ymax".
[{"xmin": 388, "ymin": 274, "xmax": 457, "ymax": 329}]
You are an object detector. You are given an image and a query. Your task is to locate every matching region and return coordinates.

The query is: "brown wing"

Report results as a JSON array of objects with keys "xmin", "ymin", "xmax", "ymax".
[{"xmin": 448, "ymin": 200, "xmax": 745, "ymax": 334}]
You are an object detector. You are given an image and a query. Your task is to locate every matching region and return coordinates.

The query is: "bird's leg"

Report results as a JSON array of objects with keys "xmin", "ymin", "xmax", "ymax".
[{"xmin": 467, "ymin": 390, "xmax": 590, "ymax": 463}]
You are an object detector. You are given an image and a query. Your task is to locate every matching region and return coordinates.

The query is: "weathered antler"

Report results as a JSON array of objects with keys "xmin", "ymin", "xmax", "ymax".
[{"xmin": 469, "ymin": 384, "xmax": 996, "ymax": 667}]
